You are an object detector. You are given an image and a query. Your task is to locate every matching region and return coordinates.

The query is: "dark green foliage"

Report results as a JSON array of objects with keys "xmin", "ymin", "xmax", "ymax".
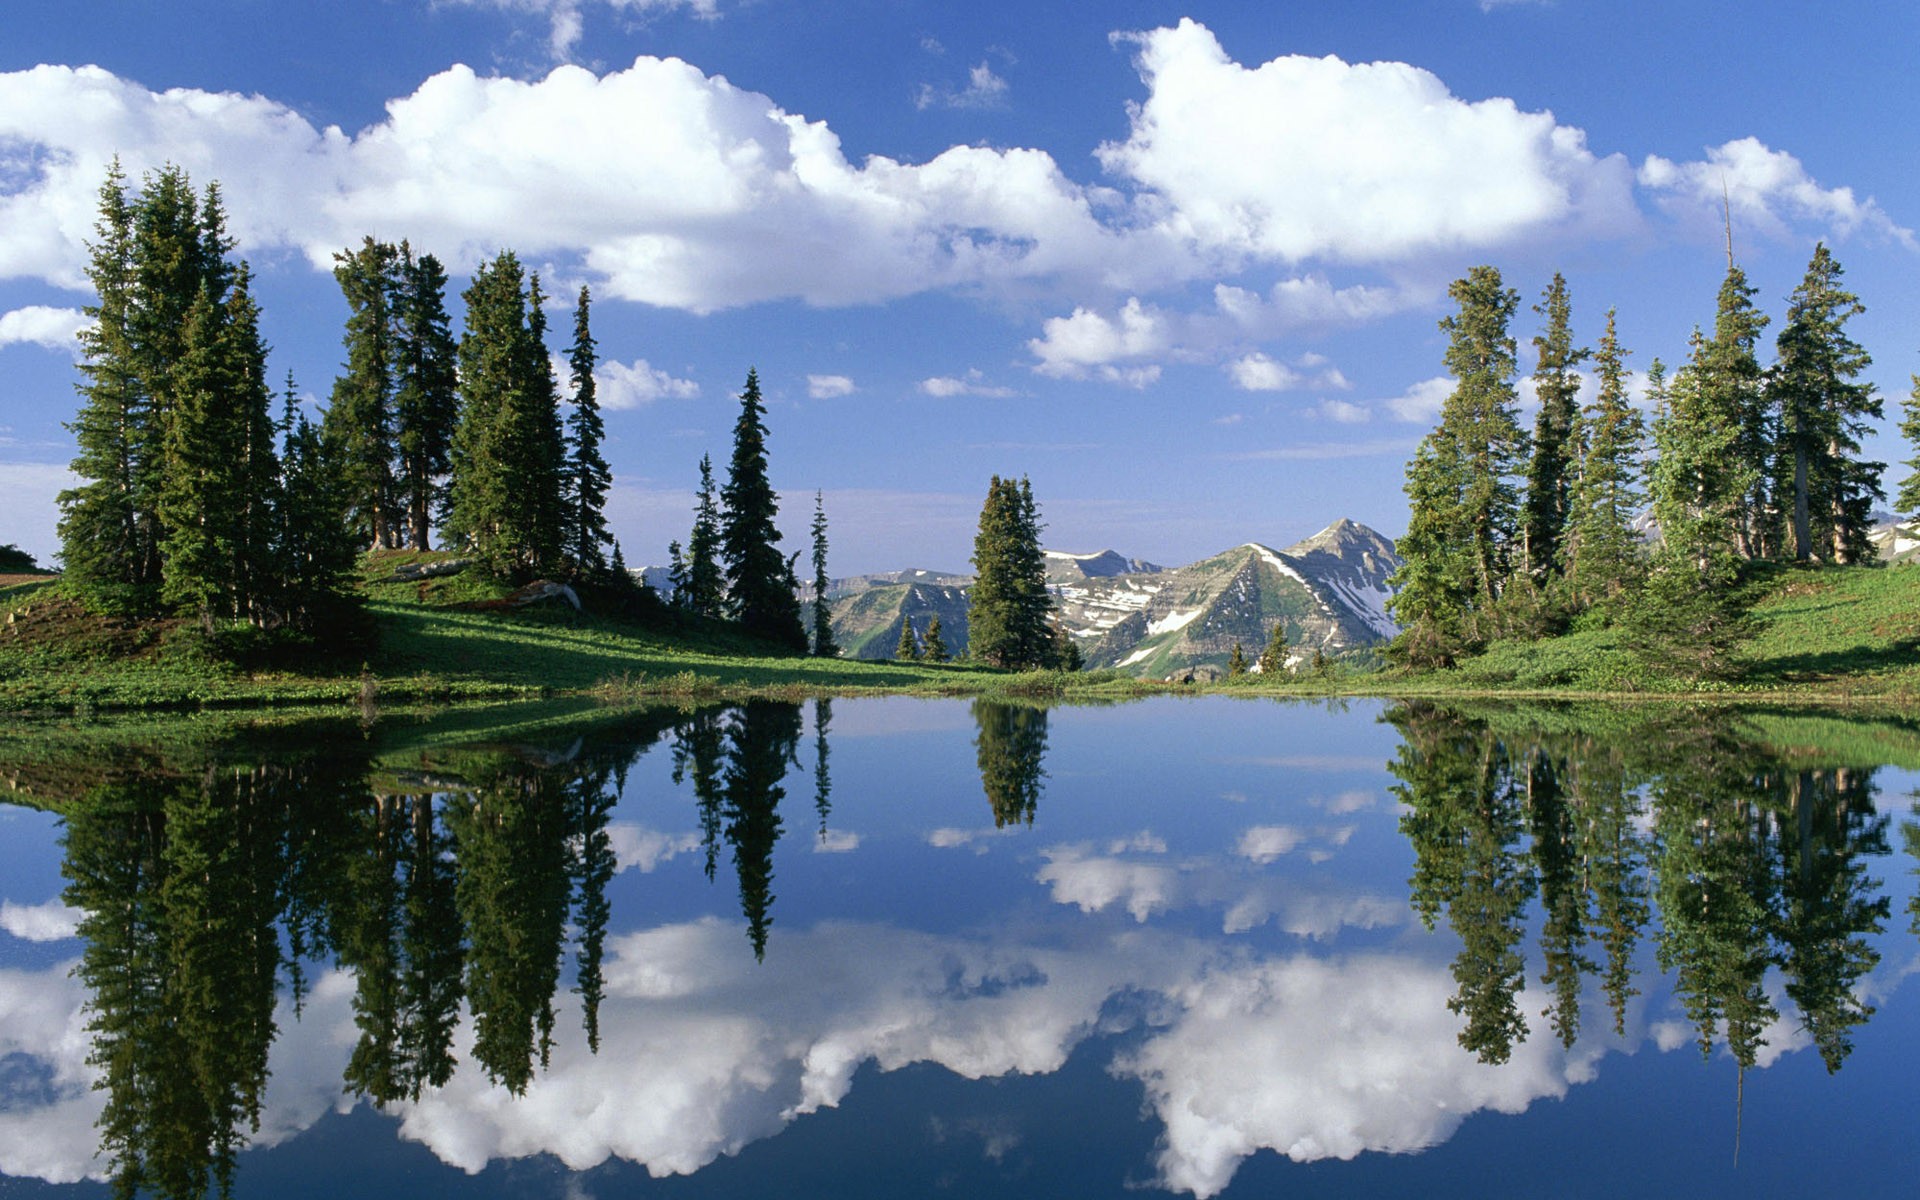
[
  {"xmin": 394, "ymin": 247, "xmax": 459, "ymax": 551},
  {"xmin": 923, "ymin": 613, "xmax": 950, "ymax": 662},
  {"xmin": 968, "ymin": 475, "xmax": 1057, "ymax": 669},
  {"xmin": 446, "ymin": 253, "xmax": 566, "ymax": 581},
  {"xmin": 1391, "ymin": 712, "xmax": 1535, "ymax": 1063},
  {"xmin": 0, "ymin": 543, "xmax": 40, "ymax": 572},
  {"xmin": 1227, "ymin": 641, "xmax": 1247, "ymax": 676},
  {"xmin": 1654, "ymin": 263, "xmax": 1771, "ymax": 567},
  {"xmin": 1522, "ymin": 273, "xmax": 1588, "ymax": 581},
  {"xmin": 1767, "ymin": 243, "xmax": 1880, "ymax": 564},
  {"xmin": 719, "ymin": 369, "xmax": 806, "ymax": 651},
  {"xmin": 58, "ymin": 164, "xmax": 352, "ymax": 638},
  {"xmin": 1388, "ymin": 266, "xmax": 1526, "ymax": 665},
  {"xmin": 563, "ymin": 285, "xmax": 613, "ymax": 576},
  {"xmin": 58, "ymin": 162, "xmax": 145, "ymax": 610},
  {"xmin": 810, "ymin": 491, "xmax": 838, "ymax": 656},
  {"xmin": 1898, "ymin": 376, "xmax": 1920, "ymax": 519},
  {"xmin": 973, "ymin": 700, "xmax": 1048, "ymax": 827},
  {"xmin": 684, "ymin": 455, "xmax": 724, "ymax": 617},
  {"xmin": 895, "ymin": 616, "xmax": 920, "ymax": 660},
  {"xmin": 324, "ymin": 237, "xmax": 402, "ymax": 550},
  {"xmin": 1257, "ymin": 621, "xmax": 1288, "ymax": 675},
  {"xmin": 1563, "ymin": 310, "xmax": 1646, "ymax": 616},
  {"xmin": 1389, "ymin": 703, "xmax": 1892, "ymax": 1071}
]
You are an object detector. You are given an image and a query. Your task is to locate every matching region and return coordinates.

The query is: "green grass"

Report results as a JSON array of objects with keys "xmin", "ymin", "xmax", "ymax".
[
  {"xmin": 9, "ymin": 558, "xmax": 1920, "ymax": 715},
  {"xmin": 0, "ymin": 560, "xmax": 1173, "ymax": 714}
]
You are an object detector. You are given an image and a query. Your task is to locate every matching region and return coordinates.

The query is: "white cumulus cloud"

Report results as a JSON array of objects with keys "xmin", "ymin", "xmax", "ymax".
[
  {"xmin": 0, "ymin": 59, "xmax": 1167, "ymax": 312},
  {"xmin": 1638, "ymin": 136, "xmax": 1914, "ymax": 247},
  {"xmin": 919, "ymin": 371, "xmax": 1018, "ymax": 399},
  {"xmin": 0, "ymin": 900, "xmax": 84, "ymax": 942},
  {"xmin": 595, "ymin": 358, "xmax": 699, "ymax": 409},
  {"xmin": 806, "ymin": 373, "xmax": 855, "ymax": 399},
  {"xmin": 1096, "ymin": 19, "xmax": 1639, "ymax": 266},
  {"xmin": 0, "ymin": 305, "xmax": 88, "ymax": 351}
]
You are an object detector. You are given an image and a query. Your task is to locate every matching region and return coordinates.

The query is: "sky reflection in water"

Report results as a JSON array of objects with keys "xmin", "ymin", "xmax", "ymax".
[{"xmin": 1, "ymin": 696, "xmax": 1917, "ymax": 1198}]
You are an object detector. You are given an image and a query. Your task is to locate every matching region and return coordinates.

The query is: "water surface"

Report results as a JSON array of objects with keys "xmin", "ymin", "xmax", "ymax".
[{"xmin": 1, "ymin": 696, "xmax": 1916, "ymax": 1198}]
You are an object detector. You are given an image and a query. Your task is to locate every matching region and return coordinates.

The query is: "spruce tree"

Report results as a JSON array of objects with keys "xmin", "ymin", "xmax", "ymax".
[
  {"xmin": 895, "ymin": 617, "xmax": 920, "ymax": 660},
  {"xmin": 1767, "ymin": 243, "xmax": 1880, "ymax": 564},
  {"xmin": 1257, "ymin": 621, "xmax": 1289, "ymax": 675},
  {"xmin": 719, "ymin": 369, "xmax": 806, "ymax": 650},
  {"xmin": 809, "ymin": 491, "xmax": 838, "ymax": 656},
  {"xmin": 393, "ymin": 245, "xmax": 458, "ymax": 551},
  {"xmin": 666, "ymin": 539, "xmax": 688, "ymax": 603},
  {"xmin": 1564, "ymin": 309, "xmax": 1647, "ymax": 614},
  {"xmin": 1522, "ymin": 273, "xmax": 1588, "ymax": 581},
  {"xmin": 684, "ymin": 454, "xmax": 724, "ymax": 617},
  {"xmin": 324, "ymin": 237, "xmax": 401, "ymax": 550},
  {"xmin": 563, "ymin": 284, "xmax": 613, "ymax": 576},
  {"xmin": 967, "ymin": 475, "xmax": 1056, "ymax": 669},
  {"xmin": 923, "ymin": 613, "xmax": 950, "ymax": 662},
  {"xmin": 445, "ymin": 252, "xmax": 565, "ymax": 580},
  {"xmin": 58, "ymin": 160, "xmax": 144, "ymax": 612},
  {"xmin": 1228, "ymin": 642, "xmax": 1248, "ymax": 676},
  {"xmin": 1387, "ymin": 265, "xmax": 1526, "ymax": 663},
  {"xmin": 1896, "ymin": 376, "xmax": 1920, "ymax": 519}
]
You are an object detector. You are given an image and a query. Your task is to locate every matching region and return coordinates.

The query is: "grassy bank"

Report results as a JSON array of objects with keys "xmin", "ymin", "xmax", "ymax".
[
  {"xmin": 1229, "ymin": 561, "xmax": 1920, "ymax": 704},
  {"xmin": 0, "ymin": 561, "xmax": 1162, "ymax": 714},
  {"xmin": 5, "ymin": 558, "xmax": 1917, "ymax": 715}
]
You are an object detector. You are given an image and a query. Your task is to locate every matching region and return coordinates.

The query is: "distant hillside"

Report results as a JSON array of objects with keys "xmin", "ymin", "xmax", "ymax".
[
  {"xmin": 828, "ymin": 581, "xmax": 971, "ymax": 660},
  {"xmin": 821, "ymin": 519, "xmax": 1400, "ymax": 671},
  {"xmin": 1079, "ymin": 520, "xmax": 1399, "ymax": 678}
]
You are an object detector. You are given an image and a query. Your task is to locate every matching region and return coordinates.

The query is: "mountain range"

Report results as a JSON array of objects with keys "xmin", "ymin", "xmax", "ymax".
[{"xmin": 809, "ymin": 518, "xmax": 1402, "ymax": 677}]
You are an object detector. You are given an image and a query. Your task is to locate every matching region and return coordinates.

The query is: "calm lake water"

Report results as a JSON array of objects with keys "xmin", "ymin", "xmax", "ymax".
[{"xmin": 1, "ymin": 696, "xmax": 1917, "ymax": 1198}]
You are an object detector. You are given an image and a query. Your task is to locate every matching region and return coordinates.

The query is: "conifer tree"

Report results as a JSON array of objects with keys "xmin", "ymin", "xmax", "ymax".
[
  {"xmin": 967, "ymin": 475, "xmax": 1057, "ymax": 668},
  {"xmin": 393, "ymin": 246, "xmax": 458, "ymax": 551},
  {"xmin": 666, "ymin": 539, "xmax": 688, "ymax": 603},
  {"xmin": 895, "ymin": 617, "xmax": 920, "ymax": 660},
  {"xmin": 1257, "ymin": 621, "xmax": 1289, "ymax": 675},
  {"xmin": 1564, "ymin": 309, "xmax": 1646, "ymax": 614},
  {"xmin": 1896, "ymin": 377, "xmax": 1920, "ymax": 519},
  {"xmin": 563, "ymin": 284, "xmax": 613, "ymax": 576},
  {"xmin": 923, "ymin": 614, "xmax": 950, "ymax": 662},
  {"xmin": 58, "ymin": 161, "xmax": 144, "ymax": 611},
  {"xmin": 684, "ymin": 455, "xmax": 724, "ymax": 617},
  {"xmin": 1522, "ymin": 273, "xmax": 1588, "ymax": 581},
  {"xmin": 720, "ymin": 369, "xmax": 806, "ymax": 650},
  {"xmin": 1767, "ymin": 243, "xmax": 1880, "ymax": 563},
  {"xmin": 445, "ymin": 252, "xmax": 565, "ymax": 580},
  {"xmin": 324, "ymin": 237, "xmax": 402, "ymax": 550},
  {"xmin": 1662, "ymin": 260, "xmax": 1771, "ymax": 561},
  {"xmin": 1228, "ymin": 642, "xmax": 1248, "ymax": 676},
  {"xmin": 1387, "ymin": 266, "xmax": 1526, "ymax": 664},
  {"xmin": 809, "ymin": 491, "xmax": 838, "ymax": 656}
]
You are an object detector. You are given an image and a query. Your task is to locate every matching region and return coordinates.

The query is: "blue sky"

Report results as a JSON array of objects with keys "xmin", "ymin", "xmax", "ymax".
[{"xmin": 2, "ymin": 0, "xmax": 1916, "ymax": 573}]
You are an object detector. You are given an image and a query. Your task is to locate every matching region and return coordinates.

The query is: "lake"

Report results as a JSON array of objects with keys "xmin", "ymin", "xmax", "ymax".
[{"xmin": 1, "ymin": 696, "xmax": 1917, "ymax": 1198}]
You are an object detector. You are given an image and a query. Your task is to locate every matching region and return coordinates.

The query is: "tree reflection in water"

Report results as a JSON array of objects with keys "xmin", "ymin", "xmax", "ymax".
[
  {"xmin": 972, "ymin": 699, "xmax": 1048, "ymax": 828},
  {"xmin": 1389, "ymin": 702, "xmax": 1889, "ymax": 1071},
  {"xmin": 25, "ymin": 699, "xmax": 1911, "ymax": 1198}
]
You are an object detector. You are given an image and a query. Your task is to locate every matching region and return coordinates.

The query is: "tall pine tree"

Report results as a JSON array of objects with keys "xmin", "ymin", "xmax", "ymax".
[
  {"xmin": 1563, "ymin": 309, "xmax": 1646, "ymax": 614},
  {"xmin": 563, "ymin": 284, "xmax": 613, "ymax": 576},
  {"xmin": 324, "ymin": 237, "xmax": 402, "ymax": 550},
  {"xmin": 393, "ymin": 245, "xmax": 458, "ymax": 551},
  {"xmin": 1897, "ymin": 376, "xmax": 1920, "ymax": 519},
  {"xmin": 967, "ymin": 475, "xmax": 1056, "ymax": 669},
  {"xmin": 719, "ymin": 369, "xmax": 806, "ymax": 650},
  {"xmin": 445, "ymin": 252, "xmax": 566, "ymax": 580},
  {"xmin": 810, "ymin": 491, "xmax": 838, "ymax": 657},
  {"xmin": 1521, "ymin": 272, "xmax": 1587, "ymax": 582},
  {"xmin": 1387, "ymin": 265, "xmax": 1526, "ymax": 664},
  {"xmin": 1767, "ymin": 243, "xmax": 1880, "ymax": 564},
  {"xmin": 684, "ymin": 454, "xmax": 724, "ymax": 617}
]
